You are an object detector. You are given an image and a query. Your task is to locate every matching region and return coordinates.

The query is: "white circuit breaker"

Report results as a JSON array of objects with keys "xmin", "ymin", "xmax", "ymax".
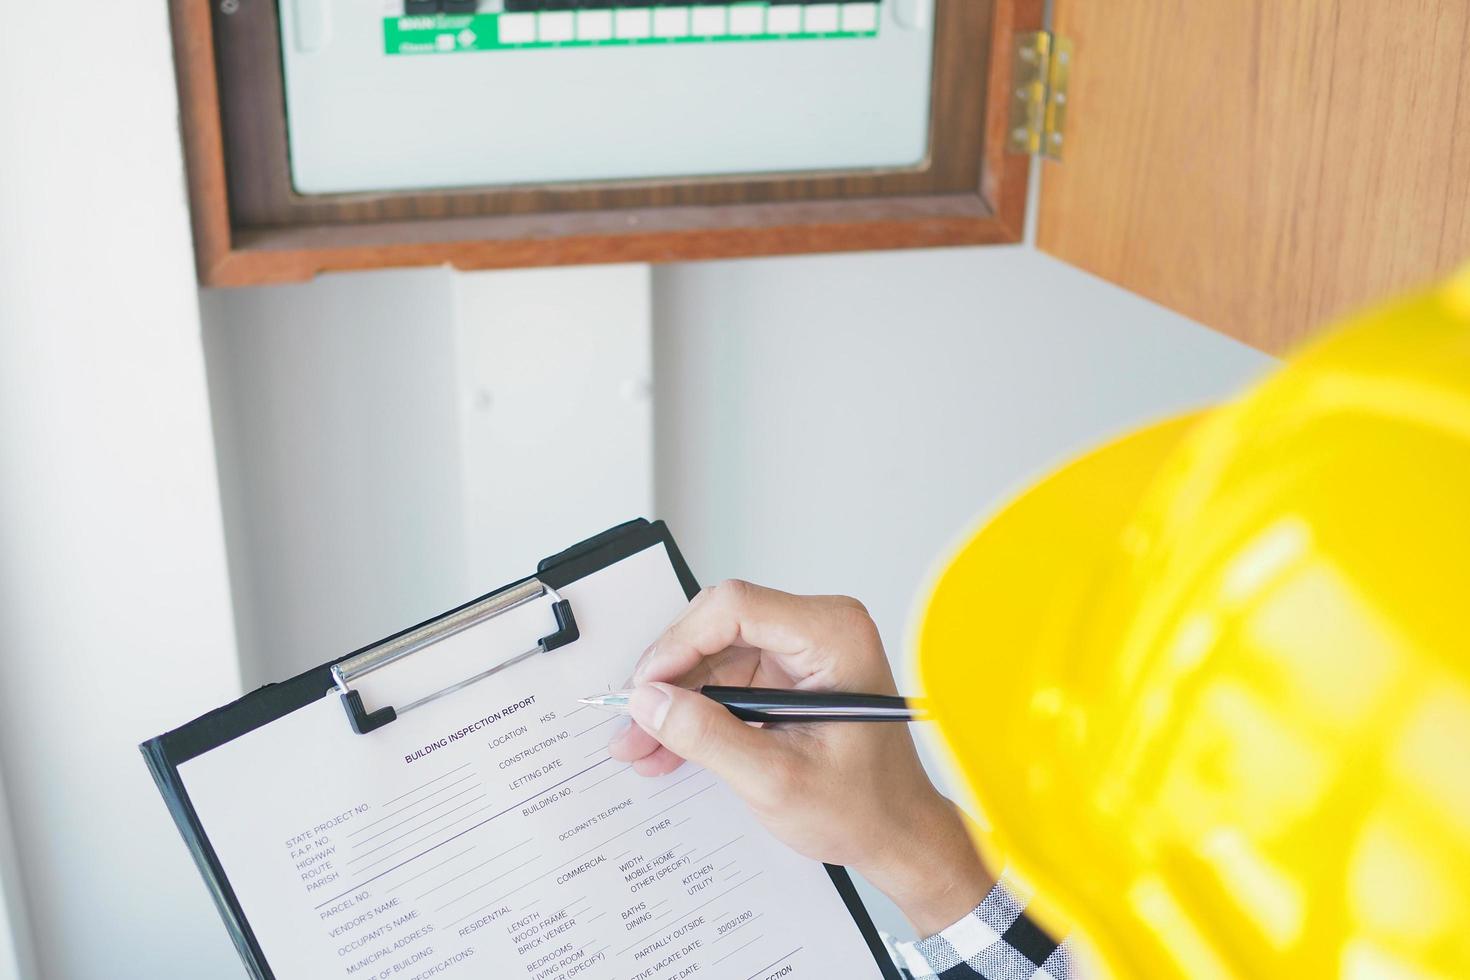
[{"xmin": 278, "ymin": 0, "xmax": 935, "ymax": 194}]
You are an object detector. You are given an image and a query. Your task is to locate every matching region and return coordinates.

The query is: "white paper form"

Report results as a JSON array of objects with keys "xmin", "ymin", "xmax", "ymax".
[{"xmin": 178, "ymin": 543, "xmax": 886, "ymax": 980}]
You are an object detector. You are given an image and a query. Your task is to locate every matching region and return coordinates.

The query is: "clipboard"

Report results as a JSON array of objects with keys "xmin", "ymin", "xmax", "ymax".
[{"xmin": 141, "ymin": 519, "xmax": 902, "ymax": 980}]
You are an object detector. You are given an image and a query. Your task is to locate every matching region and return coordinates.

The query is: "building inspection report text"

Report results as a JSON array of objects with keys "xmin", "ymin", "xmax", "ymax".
[{"xmin": 178, "ymin": 544, "xmax": 884, "ymax": 980}]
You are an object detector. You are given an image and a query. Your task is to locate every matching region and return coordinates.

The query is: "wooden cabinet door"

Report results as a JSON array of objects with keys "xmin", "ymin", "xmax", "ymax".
[{"xmin": 1038, "ymin": 0, "xmax": 1470, "ymax": 353}]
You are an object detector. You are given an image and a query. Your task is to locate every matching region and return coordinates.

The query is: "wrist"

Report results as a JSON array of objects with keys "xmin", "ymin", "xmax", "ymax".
[{"xmin": 853, "ymin": 793, "xmax": 994, "ymax": 937}]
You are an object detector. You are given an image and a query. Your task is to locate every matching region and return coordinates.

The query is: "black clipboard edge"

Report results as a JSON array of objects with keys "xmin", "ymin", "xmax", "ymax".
[
  {"xmin": 141, "ymin": 737, "xmax": 274, "ymax": 978},
  {"xmin": 559, "ymin": 525, "xmax": 897, "ymax": 979},
  {"xmin": 538, "ymin": 517, "xmax": 652, "ymax": 574},
  {"xmin": 138, "ymin": 519, "xmax": 669, "ymax": 980},
  {"xmin": 139, "ymin": 517, "xmax": 899, "ymax": 980},
  {"xmin": 137, "ymin": 519, "xmax": 680, "ymax": 980},
  {"xmin": 150, "ymin": 519, "xmax": 668, "ymax": 769},
  {"xmin": 537, "ymin": 517, "xmax": 701, "ymax": 603},
  {"xmin": 825, "ymin": 864, "xmax": 906, "ymax": 980}
]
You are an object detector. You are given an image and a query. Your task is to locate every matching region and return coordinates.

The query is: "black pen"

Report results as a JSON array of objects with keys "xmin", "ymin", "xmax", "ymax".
[{"xmin": 577, "ymin": 685, "xmax": 928, "ymax": 723}]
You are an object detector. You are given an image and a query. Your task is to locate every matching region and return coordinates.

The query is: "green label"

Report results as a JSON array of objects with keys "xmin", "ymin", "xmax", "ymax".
[
  {"xmin": 385, "ymin": 13, "xmax": 497, "ymax": 54},
  {"xmin": 383, "ymin": 5, "xmax": 879, "ymax": 56}
]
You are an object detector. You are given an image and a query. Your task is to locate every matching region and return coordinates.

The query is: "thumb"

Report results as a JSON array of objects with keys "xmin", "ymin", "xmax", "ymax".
[{"xmin": 629, "ymin": 683, "xmax": 778, "ymax": 801}]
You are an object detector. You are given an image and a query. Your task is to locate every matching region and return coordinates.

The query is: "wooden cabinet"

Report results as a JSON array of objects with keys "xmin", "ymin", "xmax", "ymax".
[
  {"xmin": 171, "ymin": 0, "xmax": 1469, "ymax": 353},
  {"xmin": 169, "ymin": 1, "xmax": 1038, "ymax": 287},
  {"xmin": 1037, "ymin": 0, "xmax": 1470, "ymax": 352}
]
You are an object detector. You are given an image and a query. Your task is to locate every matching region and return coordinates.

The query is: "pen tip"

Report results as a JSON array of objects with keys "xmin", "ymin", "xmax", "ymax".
[{"xmin": 578, "ymin": 690, "xmax": 633, "ymax": 711}]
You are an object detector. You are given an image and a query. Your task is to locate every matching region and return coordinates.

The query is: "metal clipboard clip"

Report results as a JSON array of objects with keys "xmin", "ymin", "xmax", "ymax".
[{"xmin": 331, "ymin": 578, "xmax": 580, "ymax": 734}]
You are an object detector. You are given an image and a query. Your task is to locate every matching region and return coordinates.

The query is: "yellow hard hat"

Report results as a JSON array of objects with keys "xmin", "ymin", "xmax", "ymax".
[{"xmin": 917, "ymin": 265, "xmax": 1470, "ymax": 978}]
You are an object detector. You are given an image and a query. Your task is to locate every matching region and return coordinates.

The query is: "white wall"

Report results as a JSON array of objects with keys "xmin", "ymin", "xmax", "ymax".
[
  {"xmin": 0, "ymin": 5, "xmax": 244, "ymax": 979},
  {"xmin": 201, "ymin": 265, "xmax": 653, "ymax": 687},
  {"xmin": 0, "ymin": 765, "xmax": 37, "ymax": 980},
  {"xmin": 200, "ymin": 270, "xmax": 469, "ymax": 687},
  {"xmin": 651, "ymin": 245, "xmax": 1274, "ymax": 937},
  {"xmin": 454, "ymin": 265, "xmax": 654, "ymax": 589}
]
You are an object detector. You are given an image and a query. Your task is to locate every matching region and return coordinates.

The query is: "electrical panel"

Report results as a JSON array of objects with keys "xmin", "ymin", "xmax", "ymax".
[{"xmin": 279, "ymin": 0, "xmax": 935, "ymax": 193}]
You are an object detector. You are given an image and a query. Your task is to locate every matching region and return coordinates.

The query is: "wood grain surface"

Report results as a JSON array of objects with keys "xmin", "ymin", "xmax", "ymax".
[
  {"xmin": 1039, "ymin": 0, "xmax": 1470, "ymax": 353},
  {"xmin": 169, "ymin": 0, "xmax": 1042, "ymax": 284}
]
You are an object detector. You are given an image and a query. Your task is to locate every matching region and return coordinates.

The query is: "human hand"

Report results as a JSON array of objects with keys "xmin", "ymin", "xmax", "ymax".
[{"xmin": 607, "ymin": 580, "xmax": 993, "ymax": 935}]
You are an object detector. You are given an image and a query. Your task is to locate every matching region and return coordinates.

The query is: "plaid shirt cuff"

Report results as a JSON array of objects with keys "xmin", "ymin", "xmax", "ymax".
[{"xmin": 894, "ymin": 878, "xmax": 1069, "ymax": 980}]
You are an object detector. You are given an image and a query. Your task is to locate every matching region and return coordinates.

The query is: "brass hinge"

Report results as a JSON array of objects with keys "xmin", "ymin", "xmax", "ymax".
[{"xmin": 1006, "ymin": 31, "xmax": 1073, "ymax": 161}]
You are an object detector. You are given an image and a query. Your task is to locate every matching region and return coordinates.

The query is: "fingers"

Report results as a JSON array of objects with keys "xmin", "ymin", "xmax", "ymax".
[
  {"xmin": 627, "ymin": 683, "xmax": 785, "ymax": 803},
  {"xmin": 608, "ymin": 717, "xmax": 666, "ymax": 764},
  {"xmin": 636, "ymin": 581, "xmax": 876, "ymax": 688},
  {"xmin": 609, "ymin": 643, "xmax": 741, "ymax": 768},
  {"xmin": 614, "ymin": 581, "xmax": 884, "ymax": 785},
  {"xmin": 631, "ymin": 745, "xmax": 685, "ymax": 777},
  {"xmin": 626, "ymin": 642, "xmax": 661, "ymax": 685}
]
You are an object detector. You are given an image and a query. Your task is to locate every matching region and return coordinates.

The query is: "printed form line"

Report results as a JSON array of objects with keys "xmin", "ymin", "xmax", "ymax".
[
  {"xmin": 311, "ymin": 757, "xmax": 611, "ymax": 909},
  {"xmin": 380, "ymin": 763, "xmax": 473, "ymax": 809},
  {"xmin": 618, "ymin": 872, "xmax": 765, "ymax": 956},
  {"xmin": 744, "ymin": 947, "xmax": 802, "ymax": 980}
]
